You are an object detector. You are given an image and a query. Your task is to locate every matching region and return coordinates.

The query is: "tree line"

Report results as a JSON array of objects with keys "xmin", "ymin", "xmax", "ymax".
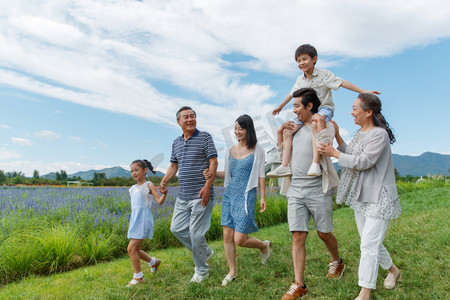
[
  {"xmin": 0, "ymin": 168, "xmax": 441, "ymax": 187},
  {"xmin": 0, "ymin": 169, "xmax": 179, "ymax": 187}
]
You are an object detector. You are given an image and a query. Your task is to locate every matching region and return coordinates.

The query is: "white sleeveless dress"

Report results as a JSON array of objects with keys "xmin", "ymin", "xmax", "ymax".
[{"xmin": 127, "ymin": 181, "xmax": 155, "ymax": 239}]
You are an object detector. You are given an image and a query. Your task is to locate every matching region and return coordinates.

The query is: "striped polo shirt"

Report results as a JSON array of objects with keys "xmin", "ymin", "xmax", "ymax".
[{"xmin": 170, "ymin": 128, "xmax": 217, "ymax": 201}]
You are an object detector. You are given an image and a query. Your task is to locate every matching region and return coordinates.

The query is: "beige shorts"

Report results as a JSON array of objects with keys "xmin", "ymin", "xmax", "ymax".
[{"xmin": 287, "ymin": 185, "xmax": 333, "ymax": 233}]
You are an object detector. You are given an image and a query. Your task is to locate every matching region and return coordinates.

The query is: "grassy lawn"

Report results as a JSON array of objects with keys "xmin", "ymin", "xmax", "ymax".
[{"xmin": 0, "ymin": 186, "xmax": 448, "ymax": 299}]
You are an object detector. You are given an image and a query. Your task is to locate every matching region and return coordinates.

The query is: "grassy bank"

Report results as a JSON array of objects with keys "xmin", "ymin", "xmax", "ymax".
[
  {"xmin": 0, "ymin": 186, "xmax": 286, "ymax": 283},
  {"xmin": 0, "ymin": 184, "xmax": 448, "ymax": 299}
]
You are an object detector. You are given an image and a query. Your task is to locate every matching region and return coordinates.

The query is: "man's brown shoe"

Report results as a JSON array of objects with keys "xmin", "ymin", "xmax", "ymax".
[
  {"xmin": 281, "ymin": 282, "xmax": 307, "ymax": 299},
  {"xmin": 326, "ymin": 258, "xmax": 345, "ymax": 279}
]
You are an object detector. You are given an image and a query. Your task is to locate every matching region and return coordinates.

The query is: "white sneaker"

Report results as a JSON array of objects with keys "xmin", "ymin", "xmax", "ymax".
[
  {"xmin": 307, "ymin": 163, "xmax": 321, "ymax": 176},
  {"xmin": 261, "ymin": 240, "xmax": 271, "ymax": 265},
  {"xmin": 267, "ymin": 165, "xmax": 292, "ymax": 178},
  {"xmin": 221, "ymin": 273, "xmax": 237, "ymax": 286},
  {"xmin": 190, "ymin": 272, "xmax": 209, "ymax": 283}
]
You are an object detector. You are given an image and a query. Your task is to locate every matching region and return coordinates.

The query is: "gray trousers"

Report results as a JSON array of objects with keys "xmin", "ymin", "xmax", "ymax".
[{"xmin": 170, "ymin": 198, "xmax": 214, "ymax": 276}]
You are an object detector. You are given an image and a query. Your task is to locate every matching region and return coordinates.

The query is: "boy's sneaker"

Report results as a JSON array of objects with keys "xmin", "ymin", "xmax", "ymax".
[
  {"xmin": 326, "ymin": 258, "xmax": 345, "ymax": 279},
  {"xmin": 190, "ymin": 272, "xmax": 209, "ymax": 283},
  {"xmin": 267, "ymin": 165, "xmax": 292, "ymax": 178},
  {"xmin": 281, "ymin": 282, "xmax": 307, "ymax": 299},
  {"xmin": 150, "ymin": 258, "xmax": 161, "ymax": 273},
  {"xmin": 126, "ymin": 276, "xmax": 144, "ymax": 287},
  {"xmin": 307, "ymin": 163, "xmax": 321, "ymax": 176}
]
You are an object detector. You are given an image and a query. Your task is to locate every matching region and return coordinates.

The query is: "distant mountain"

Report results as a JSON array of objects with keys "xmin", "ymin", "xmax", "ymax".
[
  {"xmin": 391, "ymin": 152, "xmax": 450, "ymax": 176},
  {"xmin": 42, "ymin": 166, "xmax": 165, "ymax": 180},
  {"xmin": 333, "ymin": 151, "xmax": 449, "ymax": 177}
]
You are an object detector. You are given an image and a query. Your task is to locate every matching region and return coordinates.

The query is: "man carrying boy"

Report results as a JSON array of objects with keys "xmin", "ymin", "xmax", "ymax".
[
  {"xmin": 268, "ymin": 44, "xmax": 379, "ymax": 178},
  {"xmin": 279, "ymin": 88, "xmax": 344, "ymax": 300}
]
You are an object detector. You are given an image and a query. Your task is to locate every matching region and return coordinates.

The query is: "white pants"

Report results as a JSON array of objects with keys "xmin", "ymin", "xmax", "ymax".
[{"xmin": 355, "ymin": 212, "xmax": 393, "ymax": 289}]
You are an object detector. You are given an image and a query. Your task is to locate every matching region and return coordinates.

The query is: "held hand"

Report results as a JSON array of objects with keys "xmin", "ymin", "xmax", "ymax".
[
  {"xmin": 329, "ymin": 120, "xmax": 340, "ymax": 137},
  {"xmin": 203, "ymin": 168, "xmax": 211, "ymax": 180},
  {"xmin": 158, "ymin": 182, "xmax": 167, "ymax": 194},
  {"xmin": 279, "ymin": 120, "xmax": 296, "ymax": 133},
  {"xmin": 259, "ymin": 199, "xmax": 266, "ymax": 213},
  {"xmin": 198, "ymin": 186, "xmax": 211, "ymax": 207},
  {"xmin": 317, "ymin": 142, "xmax": 337, "ymax": 158}
]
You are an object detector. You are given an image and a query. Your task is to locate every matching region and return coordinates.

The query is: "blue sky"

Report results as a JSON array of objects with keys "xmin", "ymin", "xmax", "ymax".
[{"xmin": 1, "ymin": 0, "xmax": 450, "ymax": 176}]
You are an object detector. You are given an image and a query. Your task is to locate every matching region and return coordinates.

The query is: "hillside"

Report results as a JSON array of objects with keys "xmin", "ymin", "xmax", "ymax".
[
  {"xmin": 42, "ymin": 166, "xmax": 165, "ymax": 180},
  {"xmin": 40, "ymin": 151, "xmax": 449, "ymax": 180},
  {"xmin": 333, "ymin": 151, "xmax": 449, "ymax": 176}
]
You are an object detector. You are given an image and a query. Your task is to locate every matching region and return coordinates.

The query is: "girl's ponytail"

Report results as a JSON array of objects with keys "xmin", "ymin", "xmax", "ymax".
[
  {"xmin": 143, "ymin": 159, "xmax": 156, "ymax": 175},
  {"xmin": 131, "ymin": 159, "xmax": 157, "ymax": 174}
]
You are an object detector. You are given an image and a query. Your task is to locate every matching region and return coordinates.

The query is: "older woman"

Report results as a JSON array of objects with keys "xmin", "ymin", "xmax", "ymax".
[{"xmin": 318, "ymin": 93, "xmax": 401, "ymax": 300}]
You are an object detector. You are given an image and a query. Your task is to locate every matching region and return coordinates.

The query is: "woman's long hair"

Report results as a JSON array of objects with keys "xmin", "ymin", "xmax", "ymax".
[
  {"xmin": 358, "ymin": 93, "xmax": 396, "ymax": 144},
  {"xmin": 236, "ymin": 114, "xmax": 257, "ymax": 149}
]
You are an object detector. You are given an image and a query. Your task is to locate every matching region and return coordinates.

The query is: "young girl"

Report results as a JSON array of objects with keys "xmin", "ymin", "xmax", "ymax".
[{"xmin": 126, "ymin": 159, "xmax": 167, "ymax": 287}]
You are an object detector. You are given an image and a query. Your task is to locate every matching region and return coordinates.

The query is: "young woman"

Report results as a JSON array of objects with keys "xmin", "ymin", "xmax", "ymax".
[{"xmin": 205, "ymin": 114, "xmax": 270, "ymax": 287}]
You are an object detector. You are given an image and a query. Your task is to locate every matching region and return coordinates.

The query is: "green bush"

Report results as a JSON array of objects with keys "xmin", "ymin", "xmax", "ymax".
[
  {"xmin": 0, "ymin": 234, "xmax": 38, "ymax": 281},
  {"xmin": 32, "ymin": 224, "xmax": 80, "ymax": 274},
  {"xmin": 79, "ymin": 232, "xmax": 114, "ymax": 264}
]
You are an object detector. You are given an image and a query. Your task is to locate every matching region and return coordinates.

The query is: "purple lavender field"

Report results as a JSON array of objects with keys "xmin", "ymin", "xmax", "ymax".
[
  {"xmin": 0, "ymin": 185, "xmax": 225, "ymax": 237},
  {"xmin": 0, "ymin": 185, "xmax": 285, "ymax": 282}
]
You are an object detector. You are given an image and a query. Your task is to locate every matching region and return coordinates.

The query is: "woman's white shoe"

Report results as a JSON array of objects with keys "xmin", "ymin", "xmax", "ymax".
[{"xmin": 222, "ymin": 274, "xmax": 237, "ymax": 286}]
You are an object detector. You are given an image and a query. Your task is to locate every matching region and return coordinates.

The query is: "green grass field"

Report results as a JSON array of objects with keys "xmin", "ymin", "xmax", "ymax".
[{"xmin": 0, "ymin": 185, "xmax": 448, "ymax": 299}]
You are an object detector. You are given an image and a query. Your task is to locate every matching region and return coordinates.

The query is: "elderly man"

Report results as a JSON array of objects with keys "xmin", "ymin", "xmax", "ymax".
[{"xmin": 159, "ymin": 106, "xmax": 218, "ymax": 283}]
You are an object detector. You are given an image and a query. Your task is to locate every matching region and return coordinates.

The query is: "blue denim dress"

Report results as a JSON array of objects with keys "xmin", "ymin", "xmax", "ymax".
[{"xmin": 221, "ymin": 153, "xmax": 258, "ymax": 234}]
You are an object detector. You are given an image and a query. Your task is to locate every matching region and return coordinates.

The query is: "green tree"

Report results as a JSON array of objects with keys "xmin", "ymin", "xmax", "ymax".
[
  {"xmin": 60, "ymin": 170, "xmax": 68, "ymax": 181},
  {"xmin": 0, "ymin": 169, "xmax": 6, "ymax": 183},
  {"xmin": 92, "ymin": 172, "xmax": 107, "ymax": 186},
  {"xmin": 33, "ymin": 170, "xmax": 40, "ymax": 179}
]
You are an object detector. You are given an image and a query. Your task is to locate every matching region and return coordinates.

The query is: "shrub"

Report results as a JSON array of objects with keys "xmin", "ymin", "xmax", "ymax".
[
  {"xmin": 32, "ymin": 224, "xmax": 80, "ymax": 274},
  {"xmin": 79, "ymin": 232, "xmax": 114, "ymax": 264}
]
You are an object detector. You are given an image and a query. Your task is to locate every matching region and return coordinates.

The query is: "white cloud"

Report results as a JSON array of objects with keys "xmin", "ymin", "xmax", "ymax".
[
  {"xmin": 96, "ymin": 140, "xmax": 108, "ymax": 148},
  {"xmin": 0, "ymin": 0, "xmax": 449, "ymax": 139},
  {"xmin": 0, "ymin": 149, "xmax": 21, "ymax": 160},
  {"xmin": 11, "ymin": 137, "xmax": 33, "ymax": 146},
  {"xmin": 1, "ymin": 124, "xmax": 10, "ymax": 129},
  {"xmin": 34, "ymin": 130, "xmax": 61, "ymax": 140},
  {"xmin": 69, "ymin": 136, "xmax": 82, "ymax": 143}
]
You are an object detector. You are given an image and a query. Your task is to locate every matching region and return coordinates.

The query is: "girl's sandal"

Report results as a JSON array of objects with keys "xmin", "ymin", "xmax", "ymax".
[
  {"xmin": 126, "ymin": 276, "xmax": 144, "ymax": 287},
  {"xmin": 151, "ymin": 258, "xmax": 162, "ymax": 273}
]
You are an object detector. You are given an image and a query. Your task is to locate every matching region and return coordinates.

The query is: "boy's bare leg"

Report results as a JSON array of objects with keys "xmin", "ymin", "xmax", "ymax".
[
  {"xmin": 308, "ymin": 114, "xmax": 326, "ymax": 176},
  {"xmin": 267, "ymin": 124, "xmax": 301, "ymax": 178},
  {"xmin": 281, "ymin": 124, "xmax": 301, "ymax": 167}
]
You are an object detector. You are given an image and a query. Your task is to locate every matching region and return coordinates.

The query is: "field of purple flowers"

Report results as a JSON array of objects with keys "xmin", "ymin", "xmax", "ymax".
[{"xmin": 0, "ymin": 185, "xmax": 285, "ymax": 283}]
